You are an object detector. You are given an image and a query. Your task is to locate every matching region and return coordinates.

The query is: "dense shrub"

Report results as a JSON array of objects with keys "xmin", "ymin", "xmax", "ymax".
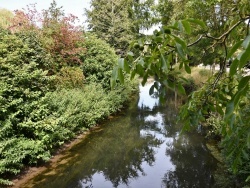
[
  {"xmin": 0, "ymin": 28, "xmax": 138, "ymax": 186},
  {"xmin": 55, "ymin": 66, "xmax": 85, "ymax": 89},
  {"xmin": 10, "ymin": 1, "xmax": 84, "ymax": 71},
  {"xmin": 79, "ymin": 34, "xmax": 118, "ymax": 90},
  {"xmin": 0, "ymin": 29, "xmax": 54, "ymax": 185}
]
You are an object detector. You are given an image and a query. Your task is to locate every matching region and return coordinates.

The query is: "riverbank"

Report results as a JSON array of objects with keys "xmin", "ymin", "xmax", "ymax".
[
  {"xmin": 10, "ymin": 81, "xmax": 221, "ymax": 188},
  {"xmin": 10, "ymin": 131, "xmax": 91, "ymax": 188},
  {"xmin": 8, "ymin": 91, "xmax": 139, "ymax": 188}
]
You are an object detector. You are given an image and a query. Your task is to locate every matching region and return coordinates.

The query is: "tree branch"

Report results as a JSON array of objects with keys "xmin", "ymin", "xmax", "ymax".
[
  {"xmin": 187, "ymin": 35, "xmax": 204, "ymax": 47},
  {"xmin": 205, "ymin": 16, "xmax": 250, "ymax": 41}
]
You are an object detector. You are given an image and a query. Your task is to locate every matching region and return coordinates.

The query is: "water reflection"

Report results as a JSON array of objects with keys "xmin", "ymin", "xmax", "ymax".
[{"xmin": 25, "ymin": 82, "xmax": 218, "ymax": 188}]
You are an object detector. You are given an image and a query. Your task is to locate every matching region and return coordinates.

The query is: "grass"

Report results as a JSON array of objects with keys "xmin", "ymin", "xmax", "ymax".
[{"xmin": 178, "ymin": 66, "xmax": 212, "ymax": 87}]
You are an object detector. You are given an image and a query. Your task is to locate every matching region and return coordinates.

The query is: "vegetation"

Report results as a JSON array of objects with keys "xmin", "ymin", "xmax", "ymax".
[
  {"xmin": 111, "ymin": 0, "xmax": 250, "ymax": 186},
  {"xmin": 0, "ymin": 1, "xmax": 137, "ymax": 186},
  {"xmin": 85, "ymin": 0, "xmax": 135, "ymax": 55},
  {"xmin": 79, "ymin": 34, "xmax": 119, "ymax": 90},
  {"xmin": 0, "ymin": 0, "xmax": 250, "ymax": 186}
]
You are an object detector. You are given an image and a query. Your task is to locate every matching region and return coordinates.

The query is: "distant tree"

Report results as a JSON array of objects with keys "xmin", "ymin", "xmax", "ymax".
[
  {"xmin": 128, "ymin": 0, "xmax": 155, "ymax": 35},
  {"xmin": 9, "ymin": 1, "xmax": 84, "ymax": 71},
  {"xmin": 0, "ymin": 8, "xmax": 14, "ymax": 29},
  {"xmin": 85, "ymin": 0, "xmax": 134, "ymax": 55}
]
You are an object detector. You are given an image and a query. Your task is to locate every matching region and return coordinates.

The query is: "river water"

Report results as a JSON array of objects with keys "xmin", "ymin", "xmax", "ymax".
[{"xmin": 24, "ymin": 82, "xmax": 219, "ymax": 188}]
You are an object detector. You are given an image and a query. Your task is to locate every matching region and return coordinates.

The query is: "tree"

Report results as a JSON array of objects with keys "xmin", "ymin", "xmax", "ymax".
[
  {"xmin": 170, "ymin": 0, "xmax": 246, "ymax": 68},
  {"xmin": 128, "ymin": 0, "xmax": 155, "ymax": 35},
  {"xmin": 9, "ymin": 1, "xmax": 84, "ymax": 71},
  {"xmin": 0, "ymin": 9, "xmax": 14, "ymax": 29},
  {"xmin": 85, "ymin": 0, "xmax": 134, "ymax": 55},
  {"xmin": 152, "ymin": 0, "xmax": 173, "ymax": 26},
  {"xmin": 111, "ymin": 0, "xmax": 250, "ymax": 183}
]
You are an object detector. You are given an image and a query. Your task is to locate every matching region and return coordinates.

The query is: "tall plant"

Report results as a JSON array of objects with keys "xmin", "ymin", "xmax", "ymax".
[{"xmin": 10, "ymin": 1, "xmax": 84, "ymax": 72}]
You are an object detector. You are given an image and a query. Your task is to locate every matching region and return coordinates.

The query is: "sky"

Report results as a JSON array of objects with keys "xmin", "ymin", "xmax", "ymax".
[
  {"xmin": 0, "ymin": 0, "xmax": 158, "ymax": 34},
  {"xmin": 0, "ymin": 0, "xmax": 91, "ymax": 27}
]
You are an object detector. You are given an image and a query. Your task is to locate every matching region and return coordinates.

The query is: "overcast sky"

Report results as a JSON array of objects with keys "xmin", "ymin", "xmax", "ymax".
[{"xmin": 0, "ymin": 0, "xmax": 91, "ymax": 27}]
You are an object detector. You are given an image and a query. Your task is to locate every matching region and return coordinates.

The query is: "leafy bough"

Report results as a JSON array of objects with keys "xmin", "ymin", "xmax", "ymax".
[{"xmin": 111, "ymin": 17, "xmax": 250, "ymax": 180}]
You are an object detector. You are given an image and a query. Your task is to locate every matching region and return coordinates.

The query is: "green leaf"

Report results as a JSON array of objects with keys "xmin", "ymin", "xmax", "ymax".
[
  {"xmin": 110, "ymin": 78, "xmax": 116, "ymax": 89},
  {"xmin": 167, "ymin": 80, "xmax": 175, "ymax": 90},
  {"xmin": 167, "ymin": 25, "xmax": 179, "ymax": 31},
  {"xmin": 138, "ymin": 58, "xmax": 145, "ymax": 66},
  {"xmin": 184, "ymin": 63, "xmax": 191, "ymax": 74},
  {"xmin": 225, "ymin": 101, "xmax": 234, "ymax": 119},
  {"xmin": 162, "ymin": 26, "xmax": 171, "ymax": 34},
  {"xmin": 123, "ymin": 59, "xmax": 130, "ymax": 73},
  {"xmin": 136, "ymin": 64, "xmax": 144, "ymax": 76},
  {"xmin": 141, "ymin": 73, "xmax": 148, "ymax": 86},
  {"xmin": 111, "ymin": 67, "xmax": 118, "ymax": 80},
  {"xmin": 239, "ymin": 45, "xmax": 250, "ymax": 68},
  {"xmin": 228, "ymin": 40, "xmax": 243, "ymax": 58},
  {"xmin": 118, "ymin": 58, "xmax": 124, "ymax": 69},
  {"xmin": 238, "ymin": 76, "xmax": 250, "ymax": 91},
  {"xmin": 247, "ymin": 132, "xmax": 250, "ymax": 149},
  {"xmin": 179, "ymin": 62, "xmax": 184, "ymax": 69},
  {"xmin": 242, "ymin": 35, "xmax": 250, "ymax": 49},
  {"xmin": 176, "ymin": 43, "xmax": 186, "ymax": 59},
  {"xmin": 130, "ymin": 69, "xmax": 136, "ymax": 80},
  {"xmin": 127, "ymin": 51, "xmax": 134, "ymax": 57},
  {"xmin": 160, "ymin": 52, "xmax": 168, "ymax": 71},
  {"xmin": 186, "ymin": 18, "xmax": 207, "ymax": 29},
  {"xmin": 172, "ymin": 35, "xmax": 187, "ymax": 49},
  {"xmin": 216, "ymin": 105, "xmax": 224, "ymax": 115},
  {"xmin": 228, "ymin": 114, "xmax": 236, "ymax": 129},
  {"xmin": 178, "ymin": 21, "xmax": 184, "ymax": 32},
  {"xmin": 242, "ymin": 149, "xmax": 249, "ymax": 159},
  {"xmin": 229, "ymin": 58, "xmax": 239, "ymax": 76},
  {"xmin": 178, "ymin": 83, "xmax": 186, "ymax": 95},
  {"xmin": 181, "ymin": 20, "xmax": 191, "ymax": 34},
  {"xmin": 246, "ymin": 176, "xmax": 250, "ymax": 182},
  {"xmin": 118, "ymin": 68, "xmax": 124, "ymax": 84},
  {"xmin": 155, "ymin": 36, "xmax": 164, "ymax": 43}
]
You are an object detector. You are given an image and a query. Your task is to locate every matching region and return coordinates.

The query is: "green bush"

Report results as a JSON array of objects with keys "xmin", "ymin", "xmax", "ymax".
[
  {"xmin": 0, "ymin": 29, "xmax": 138, "ymax": 186},
  {"xmin": 0, "ymin": 29, "xmax": 54, "ymax": 185},
  {"xmin": 55, "ymin": 66, "xmax": 85, "ymax": 89},
  {"xmin": 79, "ymin": 34, "xmax": 118, "ymax": 90}
]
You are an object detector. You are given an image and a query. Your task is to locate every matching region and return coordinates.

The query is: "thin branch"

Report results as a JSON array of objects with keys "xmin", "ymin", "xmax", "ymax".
[
  {"xmin": 205, "ymin": 16, "xmax": 250, "ymax": 41},
  {"xmin": 247, "ymin": 19, "xmax": 250, "ymax": 36},
  {"xmin": 203, "ymin": 41, "xmax": 228, "ymax": 105},
  {"xmin": 187, "ymin": 35, "xmax": 204, "ymax": 47}
]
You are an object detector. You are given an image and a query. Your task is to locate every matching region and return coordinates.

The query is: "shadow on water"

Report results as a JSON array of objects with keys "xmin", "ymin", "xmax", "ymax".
[{"xmin": 24, "ymin": 82, "xmax": 219, "ymax": 188}]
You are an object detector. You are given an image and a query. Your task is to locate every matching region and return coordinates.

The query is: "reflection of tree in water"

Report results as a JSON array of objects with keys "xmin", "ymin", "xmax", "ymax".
[
  {"xmin": 30, "ymin": 87, "xmax": 218, "ymax": 188},
  {"xmin": 162, "ymin": 131, "xmax": 217, "ymax": 188},
  {"xmin": 136, "ymin": 90, "xmax": 218, "ymax": 188},
  {"xmin": 74, "ymin": 115, "xmax": 164, "ymax": 188}
]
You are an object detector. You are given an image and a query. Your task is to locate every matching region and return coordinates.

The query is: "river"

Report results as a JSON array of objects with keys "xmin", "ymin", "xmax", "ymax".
[{"xmin": 22, "ymin": 82, "xmax": 220, "ymax": 188}]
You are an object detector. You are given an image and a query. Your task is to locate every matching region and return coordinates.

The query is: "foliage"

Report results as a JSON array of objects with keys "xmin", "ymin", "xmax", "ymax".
[
  {"xmin": 128, "ymin": 0, "xmax": 155, "ymax": 34},
  {"xmin": 0, "ymin": 8, "xmax": 14, "ymax": 29},
  {"xmin": 0, "ymin": 29, "xmax": 54, "ymax": 185},
  {"xmin": 79, "ymin": 34, "xmax": 118, "ymax": 90},
  {"xmin": 111, "ymin": 0, "xmax": 250, "ymax": 183},
  {"xmin": 85, "ymin": 0, "xmax": 134, "ymax": 55},
  {"xmin": 41, "ymin": 1, "xmax": 84, "ymax": 68},
  {"xmin": 10, "ymin": 1, "xmax": 84, "ymax": 71},
  {"xmin": 55, "ymin": 67, "xmax": 84, "ymax": 89},
  {"xmin": 0, "ymin": 25, "xmax": 137, "ymax": 186},
  {"xmin": 151, "ymin": 0, "xmax": 174, "ymax": 26}
]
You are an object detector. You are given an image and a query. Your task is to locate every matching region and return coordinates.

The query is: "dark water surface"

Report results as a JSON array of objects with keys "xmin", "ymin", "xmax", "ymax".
[{"xmin": 26, "ymin": 83, "xmax": 219, "ymax": 188}]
